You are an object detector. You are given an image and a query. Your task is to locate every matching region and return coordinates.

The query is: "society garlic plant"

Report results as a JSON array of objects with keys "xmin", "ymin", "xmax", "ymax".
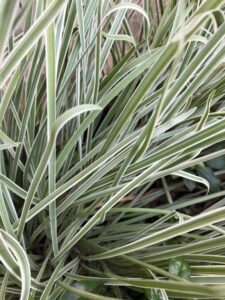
[{"xmin": 1, "ymin": 0, "xmax": 225, "ymax": 299}]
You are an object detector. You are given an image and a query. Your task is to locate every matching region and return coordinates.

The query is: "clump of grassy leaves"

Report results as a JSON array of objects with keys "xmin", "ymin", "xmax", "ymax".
[{"xmin": 1, "ymin": 0, "xmax": 225, "ymax": 299}]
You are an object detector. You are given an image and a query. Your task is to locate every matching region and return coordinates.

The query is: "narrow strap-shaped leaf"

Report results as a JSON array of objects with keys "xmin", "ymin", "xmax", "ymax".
[
  {"xmin": 0, "ymin": 0, "xmax": 68, "ymax": 87},
  {"xmin": 102, "ymin": 32, "xmax": 136, "ymax": 47},
  {"xmin": 173, "ymin": 170, "xmax": 209, "ymax": 192},
  {"xmin": 45, "ymin": 0, "xmax": 58, "ymax": 256},
  {"xmin": 0, "ymin": 230, "xmax": 31, "ymax": 300},
  {"xmin": 0, "ymin": 0, "xmax": 19, "ymax": 61},
  {"xmin": 17, "ymin": 105, "xmax": 101, "ymax": 240},
  {"xmin": 88, "ymin": 207, "xmax": 225, "ymax": 260}
]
